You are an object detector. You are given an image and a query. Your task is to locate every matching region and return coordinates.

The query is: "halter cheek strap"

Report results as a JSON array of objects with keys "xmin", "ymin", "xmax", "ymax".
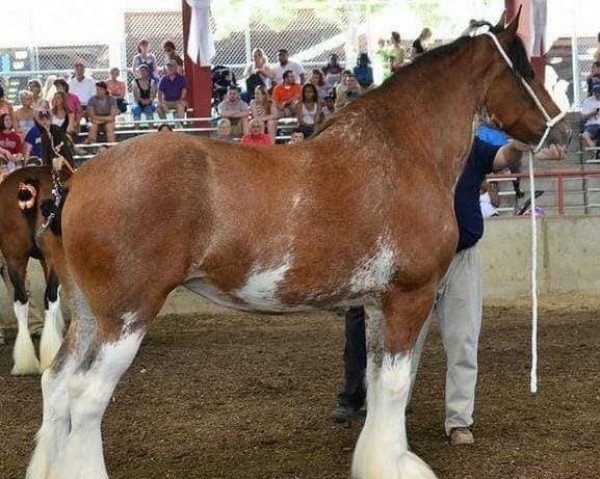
[{"xmin": 483, "ymin": 31, "xmax": 566, "ymax": 153}]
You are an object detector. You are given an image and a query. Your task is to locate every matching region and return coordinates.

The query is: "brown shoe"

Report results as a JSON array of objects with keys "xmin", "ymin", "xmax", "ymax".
[{"xmin": 449, "ymin": 427, "xmax": 474, "ymax": 446}]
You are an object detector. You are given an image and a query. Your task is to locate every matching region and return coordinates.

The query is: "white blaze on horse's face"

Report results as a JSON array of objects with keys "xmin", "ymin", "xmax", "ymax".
[
  {"xmin": 350, "ymin": 236, "xmax": 395, "ymax": 294},
  {"xmin": 236, "ymin": 255, "xmax": 293, "ymax": 309}
]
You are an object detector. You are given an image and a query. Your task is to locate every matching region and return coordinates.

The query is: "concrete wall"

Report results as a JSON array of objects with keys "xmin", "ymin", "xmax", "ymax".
[
  {"xmin": 0, "ymin": 215, "xmax": 598, "ymax": 326},
  {"xmin": 479, "ymin": 215, "xmax": 600, "ymax": 297}
]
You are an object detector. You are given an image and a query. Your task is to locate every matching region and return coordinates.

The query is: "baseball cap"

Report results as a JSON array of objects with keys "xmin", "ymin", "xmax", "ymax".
[
  {"xmin": 166, "ymin": 59, "xmax": 177, "ymax": 67},
  {"xmin": 95, "ymin": 81, "xmax": 108, "ymax": 90},
  {"xmin": 137, "ymin": 64, "xmax": 149, "ymax": 71},
  {"xmin": 592, "ymin": 81, "xmax": 600, "ymax": 93}
]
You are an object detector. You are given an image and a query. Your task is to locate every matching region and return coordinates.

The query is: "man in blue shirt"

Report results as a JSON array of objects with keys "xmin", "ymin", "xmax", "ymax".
[{"xmin": 332, "ymin": 136, "xmax": 564, "ymax": 446}]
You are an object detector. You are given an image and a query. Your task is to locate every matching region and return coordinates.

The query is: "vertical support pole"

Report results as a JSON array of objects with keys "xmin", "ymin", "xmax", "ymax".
[
  {"xmin": 182, "ymin": 0, "xmax": 213, "ymax": 120},
  {"xmin": 557, "ymin": 174, "xmax": 564, "ymax": 215}
]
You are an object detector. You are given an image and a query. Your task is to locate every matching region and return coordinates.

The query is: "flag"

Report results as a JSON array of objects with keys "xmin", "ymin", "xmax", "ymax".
[{"xmin": 186, "ymin": 0, "xmax": 215, "ymax": 66}]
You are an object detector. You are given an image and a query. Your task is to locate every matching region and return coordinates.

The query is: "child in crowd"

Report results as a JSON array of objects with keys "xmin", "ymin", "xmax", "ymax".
[
  {"xmin": 241, "ymin": 118, "xmax": 273, "ymax": 146},
  {"xmin": 214, "ymin": 118, "xmax": 234, "ymax": 142},
  {"xmin": 289, "ymin": 129, "xmax": 304, "ymax": 143}
]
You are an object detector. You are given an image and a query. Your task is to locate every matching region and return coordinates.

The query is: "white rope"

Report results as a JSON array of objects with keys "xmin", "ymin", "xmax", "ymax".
[
  {"xmin": 483, "ymin": 30, "xmax": 568, "ymax": 395},
  {"xmin": 528, "ymin": 151, "xmax": 538, "ymax": 393}
]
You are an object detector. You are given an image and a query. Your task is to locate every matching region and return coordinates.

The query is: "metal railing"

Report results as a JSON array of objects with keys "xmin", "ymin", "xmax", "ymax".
[{"xmin": 489, "ymin": 169, "xmax": 600, "ymax": 215}]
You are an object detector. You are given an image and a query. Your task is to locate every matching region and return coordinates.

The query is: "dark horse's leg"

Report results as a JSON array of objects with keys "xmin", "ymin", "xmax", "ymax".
[
  {"xmin": 39, "ymin": 262, "xmax": 64, "ymax": 372},
  {"xmin": 352, "ymin": 282, "xmax": 438, "ymax": 479},
  {"xmin": 7, "ymin": 257, "xmax": 40, "ymax": 375}
]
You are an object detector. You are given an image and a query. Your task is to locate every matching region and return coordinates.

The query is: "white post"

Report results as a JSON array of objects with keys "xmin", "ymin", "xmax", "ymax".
[{"xmin": 570, "ymin": 1, "xmax": 581, "ymax": 110}]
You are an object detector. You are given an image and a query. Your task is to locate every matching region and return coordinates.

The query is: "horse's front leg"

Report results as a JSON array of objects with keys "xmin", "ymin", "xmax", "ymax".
[{"xmin": 352, "ymin": 283, "xmax": 438, "ymax": 479}]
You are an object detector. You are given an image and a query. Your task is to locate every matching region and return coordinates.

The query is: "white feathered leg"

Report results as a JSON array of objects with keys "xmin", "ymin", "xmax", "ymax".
[
  {"xmin": 40, "ymin": 298, "xmax": 65, "ymax": 372},
  {"xmin": 12, "ymin": 300, "xmax": 40, "ymax": 375}
]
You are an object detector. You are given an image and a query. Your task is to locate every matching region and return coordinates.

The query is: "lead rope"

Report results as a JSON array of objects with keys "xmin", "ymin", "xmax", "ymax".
[
  {"xmin": 484, "ymin": 30, "xmax": 567, "ymax": 394},
  {"xmin": 528, "ymin": 151, "xmax": 538, "ymax": 393}
]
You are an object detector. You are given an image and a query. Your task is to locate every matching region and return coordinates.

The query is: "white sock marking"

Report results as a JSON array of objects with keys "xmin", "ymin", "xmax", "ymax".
[
  {"xmin": 12, "ymin": 301, "xmax": 40, "ymax": 375},
  {"xmin": 40, "ymin": 298, "xmax": 65, "ymax": 372},
  {"xmin": 352, "ymin": 353, "xmax": 437, "ymax": 479}
]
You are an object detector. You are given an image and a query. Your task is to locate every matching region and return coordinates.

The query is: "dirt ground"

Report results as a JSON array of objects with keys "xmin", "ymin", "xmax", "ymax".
[{"xmin": 1, "ymin": 296, "xmax": 600, "ymax": 479}]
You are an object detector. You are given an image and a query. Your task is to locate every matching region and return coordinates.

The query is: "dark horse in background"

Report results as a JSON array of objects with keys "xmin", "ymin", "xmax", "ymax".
[
  {"xmin": 0, "ymin": 123, "xmax": 73, "ymax": 375},
  {"xmin": 27, "ymin": 13, "xmax": 569, "ymax": 479}
]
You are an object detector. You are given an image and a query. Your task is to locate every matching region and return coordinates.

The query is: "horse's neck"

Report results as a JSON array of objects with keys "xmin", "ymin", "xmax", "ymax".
[{"xmin": 387, "ymin": 46, "xmax": 493, "ymax": 184}]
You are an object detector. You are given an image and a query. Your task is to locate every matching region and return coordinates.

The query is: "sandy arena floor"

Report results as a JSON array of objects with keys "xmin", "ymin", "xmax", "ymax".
[{"xmin": 1, "ymin": 297, "xmax": 599, "ymax": 479}]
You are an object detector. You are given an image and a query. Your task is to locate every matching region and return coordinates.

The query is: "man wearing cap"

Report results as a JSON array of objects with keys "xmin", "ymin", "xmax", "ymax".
[
  {"xmin": 68, "ymin": 62, "xmax": 96, "ymax": 109},
  {"xmin": 581, "ymin": 81, "xmax": 600, "ymax": 149},
  {"xmin": 271, "ymin": 49, "xmax": 305, "ymax": 86},
  {"xmin": 86, "ymin": 81, "xmax": 118, "ymax": 144},
  {"xmin": 157, "ymin": 60, "xmax": 187, "ymax": 120}
]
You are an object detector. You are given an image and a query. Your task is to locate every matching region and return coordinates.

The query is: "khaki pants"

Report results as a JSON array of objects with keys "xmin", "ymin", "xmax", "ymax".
[{"xmin": 410, "ymin": 245, "xmax": 483, "ymax": 434}]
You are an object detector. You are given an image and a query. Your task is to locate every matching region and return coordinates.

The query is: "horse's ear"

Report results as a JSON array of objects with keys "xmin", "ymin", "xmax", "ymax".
[
  {"xmin": 494, "ymin": 10, "xmax": 507, "ymax": 30},
  {"xmin": 505, "ymin": 5, "xmax": 522, "ymax": 37}
]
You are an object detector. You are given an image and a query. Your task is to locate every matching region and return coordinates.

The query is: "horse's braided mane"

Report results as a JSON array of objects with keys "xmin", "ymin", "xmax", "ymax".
[{"xmin": 313, "ymin": 21, "xmax": 534, "ymax": 139}]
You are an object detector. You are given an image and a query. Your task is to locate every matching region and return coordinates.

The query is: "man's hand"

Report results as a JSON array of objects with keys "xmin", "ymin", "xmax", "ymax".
[{"xmin": 534, "ymin": 144, "xmax": 566, "ymax": 161}]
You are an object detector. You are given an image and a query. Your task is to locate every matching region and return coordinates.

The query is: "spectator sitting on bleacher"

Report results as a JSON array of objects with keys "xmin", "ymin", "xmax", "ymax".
[
  {"xmin": 106, "ymin": 68, "xmax": 127, "ymax": 114},
  {"xmin": 23, "ymin": 112, "xmax": 46, "ymax": 162},
  {"xmin": 309, "ymin": 69, "xmax": 330, "ymax": 103},
  {"xmin": 412, "ymin": 28, "xmax": 433, "ymax": 58},
  {"xmin": 15, "ymin": 91, "xmax": 36, "ymax": 138},
  {"xmin": 162, "ymin": 40, "xmax": 184, "ymax": 76},
  {"xmin": 272, "ymin": 70, "xmax": 302, "ymax": 119},
  {"xmin": 50, "ymin": 91, "xmax": 76, "ymax": 135},
  {"xmin": 157, "ymin": 60, "xmax": 188, "ymax": 120},
  {"xmin": 587, "ymin": 49, "xmax": 600, "ymax": 97},
  {"xmin": 86, "ymin": 81, "xmax": 118, "ymax": 145},
  {"xmin": 289, "ymin": 129, "xmax": 304, "ymax": 143},
  {"xmin": 27, "ymin": 79, "xmax": 49, "ymax": 111},
  {"xmin": 295, "ymin": 83, "xmax": 321, "ymax": 139},
  {"xmin": 53, "ymin": 79, "xmax": 82, "ymax": 130},
  {"xmin": 132, "ymin": 39, "xmax": 158, "ymax": 80},
  {"xmin": 0, "ymin": 113, "xmax": 24, "ymax": 163},
  {"xmin": 68, "ymin": 61, "xmax": 97, "ymax": 112},
  {"xmin": 322, "ymin": 53, "xmax": 344, "ymax": 90},
  {"xmin": 243, "ymin": 48, "xmax": 274, "ymax": 94},
  {"xmin": 353, "ymin": 53, "xmax": 374, "ymax": 90},
  {"xmin": 385, "ymin": 56, "xmax": 402, "ymax": 79},
  {"xmin": 581, "ymin": 81, "xmax": 600, "ymax": 150},
  {"xmin": 272, "ymin": 49, "xmax": 305, "ymax": 86},
  {"xmin": 250, "ymin": 85, "xmax": 276, "ymax": 139},
  {"xmin": 241, "ymin": 118, "xmax": 274, "ymax": 147},
  {"xmin": 213, "ymin": 118, "xmax": 234, "ymax": 142},
  {"xmin": 388, "ymin": 32, "xmax": 406, "ymax": 65},
  {"xmin": 131, "ymin": 65, "xmax": 157, "ymax": 123},
  {"xmin": 480, "ymin": 180, "xmax": 500, "ymax": 219},
  {"xmin": 213, "ymin": 69, "xmax": 235, "ymax": 105},
  {"xmin": 335, "ymin": 73, "xmax": 362, "ymax": 111},
  {"xmin": 218, "ymin": 86, "xmax": 250, "ymax": 137},
  {"xmin": 0, "ymin": 86, "xmax": 15, "ymax": 126},
  {"xmin": 321, "ymin": 95, "xmax": 335, "ymax": 122},
  {"xmin": 42, "ymin": 75, "xmax": 57, "ymax": 104}
]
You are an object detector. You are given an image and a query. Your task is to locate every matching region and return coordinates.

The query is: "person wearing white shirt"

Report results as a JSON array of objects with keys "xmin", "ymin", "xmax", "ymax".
[
  {"xmin": 581, "ymin": 82, "xmax": 600, "ymax": 149},
  {"xmin": 271, "ymin": 49, "xmax": 305, "ymax": 86},
  {"xmin": 68, "ymin": 62, "xmax": 97, "ymax": 107}
]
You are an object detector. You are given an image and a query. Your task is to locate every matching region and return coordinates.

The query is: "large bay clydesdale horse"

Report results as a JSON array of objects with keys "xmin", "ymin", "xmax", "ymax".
[{"xmin": 27, "ymin": 13, "xmax": 569, "ymax": 479}]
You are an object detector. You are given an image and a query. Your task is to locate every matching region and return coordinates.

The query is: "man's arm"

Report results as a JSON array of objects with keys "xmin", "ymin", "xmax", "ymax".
[{"xmin": 493, "ymin": 140, "xmax": 566, "ymax": 171}]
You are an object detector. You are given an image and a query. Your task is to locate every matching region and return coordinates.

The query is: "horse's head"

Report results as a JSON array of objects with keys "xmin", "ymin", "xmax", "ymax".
[{"xmin": 481, "ymin": 10, "xmax": 570, "ymax": 149}]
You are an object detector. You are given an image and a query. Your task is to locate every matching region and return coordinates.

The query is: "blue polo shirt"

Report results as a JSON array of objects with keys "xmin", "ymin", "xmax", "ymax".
[
  {"xmin": 158, "ymin": 73, "xmax": 187, "ymax": 102},
  {"xmin": 455, "ymin": 137, "xmax": 501, "ymax": 252}
]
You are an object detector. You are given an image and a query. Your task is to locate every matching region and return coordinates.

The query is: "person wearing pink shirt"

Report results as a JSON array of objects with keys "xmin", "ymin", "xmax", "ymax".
[
  {"xmin": 53, "ymin": 79, "xmax": 82, "ymax": 130},
  {"xmin": 106, "ymin": 67, "xmax": 127, "ymax": 113}
]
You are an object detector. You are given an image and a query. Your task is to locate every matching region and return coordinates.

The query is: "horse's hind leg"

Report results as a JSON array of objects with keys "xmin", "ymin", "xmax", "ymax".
[
  {"xmin": 8, "ymin": 259, "xmax": 40, "ymax": 375},
  {"xmin": 40, "ymin": 265, "xmax": 64, "ymax": 371},
  {"xmin": 352, "ymin": 284, "xmax": 438, "ymax": 479}
]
